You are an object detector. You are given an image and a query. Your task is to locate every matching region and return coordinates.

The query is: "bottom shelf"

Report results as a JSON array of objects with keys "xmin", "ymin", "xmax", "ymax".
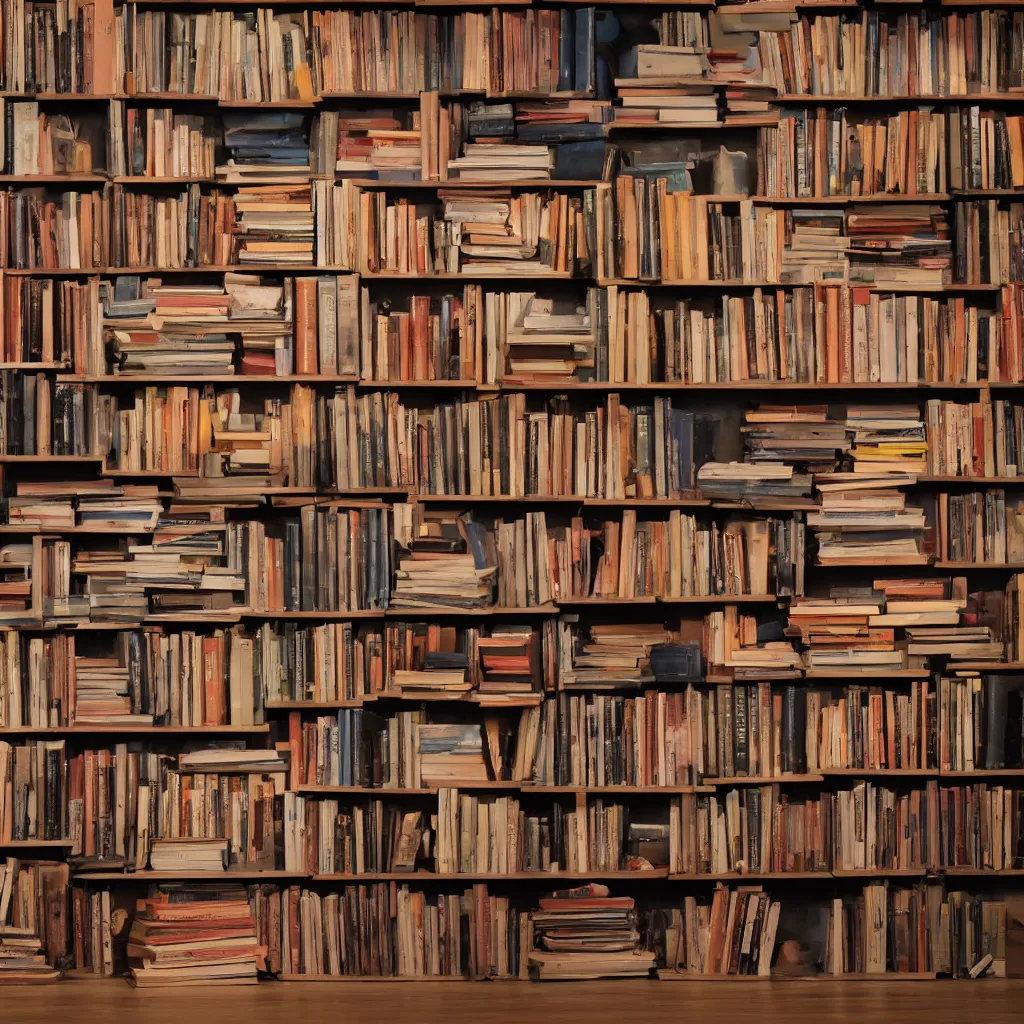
[
  {"xmin": 275, "ymin": 974, "xmax": 480, "ymax": 983},
  {"xmin": 54, "ymin": 970, "xmax": 997, "ymax": 984},
  {"xmin": 657, "ymin": 970, "xmax": 938, "ymax": 982}
]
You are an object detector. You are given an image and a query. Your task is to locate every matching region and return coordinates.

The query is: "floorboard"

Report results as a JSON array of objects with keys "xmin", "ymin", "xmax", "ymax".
[{"xmin": 4, "ymin": 979, "xmax": 1024, "ymax": 1024}]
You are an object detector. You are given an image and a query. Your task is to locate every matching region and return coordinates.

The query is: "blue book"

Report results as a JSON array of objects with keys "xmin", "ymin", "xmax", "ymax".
[
  {"xmin": 553, "ymin": 139, "xmax": 605, "ymax": 180},
  {"xmin": 339, "ymin": 708, "xmax": 351, "ymax": 787}
]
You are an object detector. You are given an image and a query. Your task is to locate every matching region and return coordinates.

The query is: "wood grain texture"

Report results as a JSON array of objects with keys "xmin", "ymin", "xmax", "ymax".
[{"xmin": 6, "ymin": 979, "xmax": 1024, "ymax": 1024}]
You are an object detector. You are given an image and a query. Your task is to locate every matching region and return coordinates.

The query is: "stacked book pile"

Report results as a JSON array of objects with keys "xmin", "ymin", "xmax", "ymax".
[
  {"xmin": 73, "ymin": 646, "xmax": 154, "ymax": 726},
  {"xmin": 516, "ymin": 99, "xmax": 610, "ymax": 138},
  {"xmin": 707, "ymin": 608, "xmax": 803, "ymax": 677},
  {"xmin": 845, "ymin": 406, "xmax": 928, "ymax": 475},
  {"xmin": 448, "ymin": 143, "xmax": 553, "ymax": 181},
  {"xmin": 148, "ymin": 838, "xmax": 232, "ymax": 872},
  {"xmin": 329, "ymin": 111, "xmax": 421, "ymax": 179},
  {"xmin": 905, "ymin": 625, "xmax": 1003, "ymax": 660},
  {"xmin": 501, "ymin": 290, "xmax": 599, "ymax": 384},
  {"xmin": 5, "ymin": 481, "xmax": 161, "ymax": 531},
  {"xmin": 741, "ymin": 405, "xmax": 848, "ymax": 472},
  {"xmin": 722, "ymin": 84, "xmax": 777, "ymax": 126},
  {"xmin": 217, "ymin": 112, "xmax": 312, "ymax": 184},
  {"xmin": 392, "ymin": 661, "xmax": 472, "ymax": 697},
  {"xmin": 0, "ymin": 927, "xmax": 60, "ymax": 984},
  {"xmin": 417, "ymin": 725, "xmax": 489, "ymax": 785},
  {"xmin": 779, "ymin": 209, "xmax": 849, "ymax": 283},
  {"xmin": 127, "ymin": 884, "xmax": 260, "ymax": 987},
  {"xmin": 809, "ymin": 472, "xmax": 927, "ymax": 566},
  {"xmin": 71, "ymin": 547, "xmax": 246, "ymax": 623},
  {"xmin": 0, "ymin": 544, "xmax": 39, "ymax": 624},
  {"xmin": 232, "ymin": 185, "xmax": 314, "ymax": 266},
  {"xmin": 559, "ymin": 623, "xmax": 676, "ymax": 689},
  {"xmin": 105, "ymin": 278, "xmax": 237, "ymax": 376},
  {"xmin": 391, "ymin": 506, "xmax": 496, "ymax": 609},
  {"xmin": 528, "ymin": 884, "xmax": 655, "ymax": 980},
  {"xmin": 106, "ymin": 274, "xmax": 294, "ymax": 378},
  {"xmin": 475, "ymin": 629, "xmax": 542, "ymax": 700},
  {"xmin": 788, "ymin": 591, "xmax": 907, "ymax": 672},
  {"xmin": 696, "ymin": 463, "xmax": 811, "ymax": 502},
  {"xmin": 900, "ymin": 577, "xmax": 1000, "ymax": 657},
  {"xmin": 612, "ymin": 45, "xmax": 718, "ymax": 126},
  {"xmin": 846, "ymin": 205, "xmax": 953, "ymax": 287},
  {"xmin": 514, "ymin": 99, "xmax": 610, "ymax": 178}
]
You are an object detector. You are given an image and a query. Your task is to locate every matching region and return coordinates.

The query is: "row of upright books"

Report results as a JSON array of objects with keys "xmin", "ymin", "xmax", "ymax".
[
  {"xmin": 4, "ymin": 735, "xmax": 1024, "ymax": 875},
  {"xmin": 12, "ymin": 97, "xmax": 1024, "ymax": 196},
  {"xmin": 17, "ymin": 275, "xmax": 1024, "ymax": 388},
  {"xmin": 11, "ymin": 876, "xmax": 1003, "ymax": 982},
  {"xmin": 4, "ymin": 184, "xmax": 1023, "ymax": 289},
  {"xmin": 6, "ymin": 5, "xmax": 1024, "ymax": 101},
  {"xmin": 14, "ymin": 389, "xmax": 1024, "ymax": 483}
]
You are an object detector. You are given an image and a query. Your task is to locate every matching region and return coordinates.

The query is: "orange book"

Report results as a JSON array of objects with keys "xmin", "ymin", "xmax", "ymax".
[
  {"xmin": 202, "ymin": 635, "xmax": 225, "ymax": 726},
  {"xmin": 293, "ymin": 277, "xmax": 318, "ymax": 375}
]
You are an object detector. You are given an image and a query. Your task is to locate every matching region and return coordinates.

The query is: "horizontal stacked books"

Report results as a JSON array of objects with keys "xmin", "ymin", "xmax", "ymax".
[
  {"xmin": 528, "ymin": 884, "xmax": 655, "ymax": 980},
  {"xmin": 127, "ymin": 884, "xmax": 261, "ymax": 987}
]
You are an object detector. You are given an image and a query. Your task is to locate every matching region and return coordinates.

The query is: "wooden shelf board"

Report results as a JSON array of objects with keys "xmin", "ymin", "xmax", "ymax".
[
  {"xmin": 265, "ymin": 699, "xmax": 373, "ymax": 709},
  {"xmin": 832, "ymin": 868, "xmax": 932, "ymax": 877},
  {"xmin": 72, "ymin": 869, "xmax": 306, "ymax": 880},
  {"xmin": 943, "ymin": 662, "xmax": 1024, "ymax": 670},
  {"xmin": 350, "ymin": 178, "xmax": 601, "ymax": 189},
  {"xmin": 933, "ymin": 562, "xmax": 1024, "ymax": 569},
  {"xmin": 656, "ymin": 971, "xmax": 938, "ymax": 981},
  {"xmin": 776, "ymin": 93, "xmax": 1024, "ymax": 104},
  {"xmin": 702, "ymin": 775, "xmax": 825, "ymax": 785},
  {"xmin": 0, "ymin": 839, "xmax": 75, "ymax": 847},
  {"xmin": 295, "ymin": 783, "xmax": 712, "ymax": 795},
  {"xmin": 0, "ymin": 725, "xmax": 269, "ymax": 735},
  {"xmin": 802, "ymin": 670, "xmax": 931, "ymax": 679},
  {"xmin": 66, "ymin": 374, "xmax": 361, "ymax": 385},
  {"xmin": 311, "ymin": 870, "xmax": 670, "ymax": 881},
  {"xmin": 668, "ymin": 872, "xmax": 828, "ymax": 880},
  {"xmin": 276, "ymin": 974, "xmax": 473, "ymax": 982}
]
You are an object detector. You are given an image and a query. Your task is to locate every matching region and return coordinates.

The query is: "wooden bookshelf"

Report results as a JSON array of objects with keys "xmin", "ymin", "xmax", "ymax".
[{"xmin": 1, "ymin": 0, "xmax": 1021, "ymax": 989}]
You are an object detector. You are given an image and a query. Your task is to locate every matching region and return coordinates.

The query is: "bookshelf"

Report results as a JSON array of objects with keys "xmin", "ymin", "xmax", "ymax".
[{"xmin": 0, "ymin": 0, "xmax": 1021, "ymax": 990}]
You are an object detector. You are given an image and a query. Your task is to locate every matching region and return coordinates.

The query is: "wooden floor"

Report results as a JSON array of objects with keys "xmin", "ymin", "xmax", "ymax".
[{"xmin": 7, "ymin": 979, "xmax": 1024, "ymax": 1023}]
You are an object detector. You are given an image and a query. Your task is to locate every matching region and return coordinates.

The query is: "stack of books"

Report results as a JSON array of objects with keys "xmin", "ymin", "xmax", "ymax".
[
  {"xmin": 846, "ymin": 205, "xmax": 953, "ymax": 287},
  {"xmin": 845, "ymin": 406, "xmax": 928, "ymax": 475},
  {"xmin": 448, "ymin": 143, "xmax": 554, "ymax": 181},
  {"xmin": 528, "ymin": 884, "xmax": 655, "ymax": 979},
  {"xmin": 327, "ymin": 111, "xmax": 421, "ymax": 179},
  {"xmin": 231, "ymin": 185, "xmax": 314, "ymax": 266},
  {"xmin": 779, "ymin": 210, "xmax": 849, "ymax": 284},
  {"xmin": 217, "ymin": 112, "xmax": 312, "ymax": 184},
  {"xmin": 788, "ymin": 592, "xmax": 907, "ymax": 671},
  {"xmin": 475, "ymin": 629, "xmax": 543, "ymax": 699},
  {"xmin": 149, "ymin": 838, "xmax": 232, "ymax": 872},
  {"xmin": 391, "ymin": 505, "xmax": 496, "ymax": 609},
  {"xmin": 501, "ymin": 290, "xmax": 599, "ymax": 384},
  {"xmin": 559, "ymin": 623, "xmax": 676, "ymax": 688},
  {"xmin": 127, "ymin": 884, "xmax": 260, "ymax": 987},
  {"xmin": 612, "ymin": 44, "xmax": 717, "ymax": 126},
  {"xmin": 697, "ymin": 463, "xmax": 812, "ymax": 502},
  {"xmin": 809, "ymin": 473, "xmax": 928, "ymax": 566},
  {"xmin": 418, "ymin": 725, "xmax": 490, "ymax": 785},
  {"xmin": 741, "ymin": 405, "xmax": 849, "ymax": 471},
  {"xmin": 0, "ymin": 928, "xmax": 60, "ymax": 984}
]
